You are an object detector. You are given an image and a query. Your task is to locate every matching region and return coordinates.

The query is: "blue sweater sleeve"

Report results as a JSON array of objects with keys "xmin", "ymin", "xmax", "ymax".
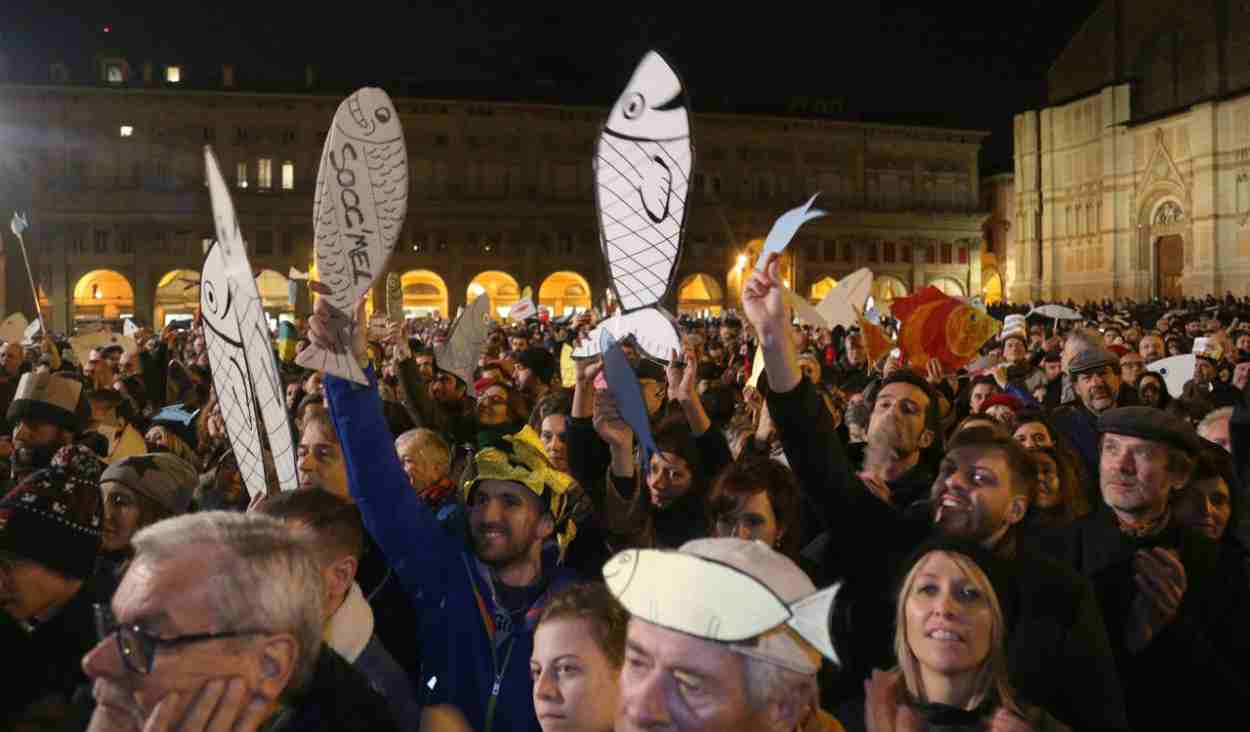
[{"xmin": 325, "ymin": 369, "xmax": 463, "ymax": 607}]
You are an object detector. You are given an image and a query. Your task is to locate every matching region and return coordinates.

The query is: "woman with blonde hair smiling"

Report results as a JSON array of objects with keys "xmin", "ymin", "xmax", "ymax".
[{"xmin": 853, "ymin": 541, "xmax": 1070, "ymax": 732}]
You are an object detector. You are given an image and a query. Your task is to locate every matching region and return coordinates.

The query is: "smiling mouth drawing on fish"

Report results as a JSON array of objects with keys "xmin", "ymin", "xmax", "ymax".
[{"xmin": 576, "ymin": 51, "xmax": 692, "ymax": 364}]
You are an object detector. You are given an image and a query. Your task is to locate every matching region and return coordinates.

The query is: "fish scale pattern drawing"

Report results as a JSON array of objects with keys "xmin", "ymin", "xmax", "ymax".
[{"xmin": 297, "ymin": 87, "xmax": 408, "ymax": 384}]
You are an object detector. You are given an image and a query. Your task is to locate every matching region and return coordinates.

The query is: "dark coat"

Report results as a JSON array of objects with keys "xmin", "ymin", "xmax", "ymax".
[
  {"xmin": 277, "ymin": 645, "xmax": 399, "ymax": 732},
  {"xmin": 768, "ymin": 378, "xmax": 1129, "ymax": 732},
  {"xmin": 1030, "ymin": 508, "xmax": 1250, "ymax": 729}
]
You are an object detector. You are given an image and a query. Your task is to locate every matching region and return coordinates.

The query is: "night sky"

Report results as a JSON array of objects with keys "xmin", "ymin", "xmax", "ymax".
[{"xmin": 1, "ymin": 1, "xmax": 1099, "ymax": 172}]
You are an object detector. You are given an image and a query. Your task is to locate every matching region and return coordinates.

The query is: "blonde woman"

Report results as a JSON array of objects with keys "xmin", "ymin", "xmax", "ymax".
[{"xmin": 856, "ymin": 544, "xmax": 1070, "ymax": 732}]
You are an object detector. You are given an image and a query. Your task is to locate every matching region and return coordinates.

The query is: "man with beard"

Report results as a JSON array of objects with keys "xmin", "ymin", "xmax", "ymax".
[
  {"xmin": 512, "ymin": 347, "xmax": 556, "ymax": 415},
  {"xmin": 1182, "ymin": 337, "xmax": 1240, "ymax": 408},
  {"xmin": 831, "ymin": 332, "xmax": 871, "ymax": 393},
  {"xmin": 83, "ymin": 348, "xmax": 116, "ymax": 392},
  {"xmin": 5, "ymin": 373, "xmax": 89, "ymax": 490},
  {"xmin": 1139, "ymin": 332, "xmax": 1167, "ymax": 364},
  {"xmin": 1034, "ymin": 407, "xmax": 1250, "ymax": 728},
  {"xmin": 849, "ymin": 371, "xmax": 938, "ymax": 509},
  {"xmin": 1051, "ymin": 347, "xmax": 1134, "ymax": 481},
  {"xmin": 390, "ymin": 326, "xmax": 477, "ymax": 447},
  {"xmin": 744, "ymin": 252, "xmax": 1127, "ymax": 730}
]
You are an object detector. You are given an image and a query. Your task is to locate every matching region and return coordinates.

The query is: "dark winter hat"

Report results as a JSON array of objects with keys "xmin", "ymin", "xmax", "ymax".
[
  {"xmin": 100, "ymin": 453, "xmax": 198, "ymax": 517},
  {"xmin": 151, "ymin": 405, "xmax": 199, "ymax": 450},
  {"xmin": 0, "ymin": 445, "xmax": 107, "ymax": 580},
  {"xmin": 1098, "ymin": 406, "xmax": 1202, "ymax": 454},
  {"xmin": 515, "ymin": 347, "xmax": 557, "ymax": 385}
]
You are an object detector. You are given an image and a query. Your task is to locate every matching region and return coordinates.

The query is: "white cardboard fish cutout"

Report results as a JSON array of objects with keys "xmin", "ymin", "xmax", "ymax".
[
  {"xmin": 753, "ymin": 194, "xmax": 827, "ymax": 271},
  {"xmin": 783, "ymin": 286, "xmax": 828, "ymax": 328},
  {"xmin": 1147, "ymin": 354, "xmax": 1195, "ymax": 398},
  {"xmin": 604, "ymin": 547, "xmax": 841, "ymax": 670},
  {"xmin": 22, "ymin": 318, "xmax": 41, "ymax": 343},
  {"xmin": 583, "ymin": 51, "xmax": 691, "ymax": 363},
  {"xmin": 202, "ymin": 146, "xmax": 299, "ymax": 499},
  {"xmin": 122, "ymin": 319, "xmax": 139, "ymax": 338},
  {"xmin": 1027, "ymin": 304, "xmax": 1083, "ymax": 321},
  {"xmin": 815, "ymin": 268, "xmax": 873, "ymax": 330},
  {"xmin": 296, "ymin": 87, "xmax": 408, "ymax": 384},
  {"xmin": 434, "ymin": 293, "xmax": 492, "ymax": 396},
  {"xmin": 0, "ymin": 313, "xmax": 28, "ymax": 344}
]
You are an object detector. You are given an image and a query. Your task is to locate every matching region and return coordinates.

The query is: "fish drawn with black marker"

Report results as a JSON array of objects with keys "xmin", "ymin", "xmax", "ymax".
[
  {"xmin": 576, "ymin": 51, "xmax": 692, "ymax": 362},
  {"xmin": 296, "ymin": 87, "xmax": 408, "ymax": 384}
]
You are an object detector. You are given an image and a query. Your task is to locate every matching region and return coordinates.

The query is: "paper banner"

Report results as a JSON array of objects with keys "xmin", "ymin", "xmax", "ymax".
[
  {"xmin": 386, "ymin": 272, "xmax": 403, "ymax": 321},
  {"xmin": 1148, "ymin": 354, "xmax": 1195, "ymax": 398},
  {"xmin": 560, "ymin": 343, "xmax": 577, "ymax": 387},
  {"xmin": 434, "ymin": 293, "xmax": 492, "ymax": 396},
  {"xmin": 753, "ymin": 194, "xmax": 826, "ymax": 272},
  {"xmin": 509, "ymin": 286, "xmax": 536, "ymax": 322},
  {"xmin": 297, "ymin": 87, "xmax": 408, "ymax": 385},
  {"xmin": 600, "ymin": 329, "xmax": 659, "ymax": 468},
  {"xmin": 0, "ymin": 313, "xmax": 29, "ymax": 344},
  {"xmin": 592, "ymin": 51, "xmax": 691, "ymax": 362},
  {"xmin": 22, "ymin": 318, "xmax": 41, "ymax": 343},
  {"xmin": 815, "ymin": 268, "xmax": 873, "ymax": 331},
  {"xmin": 202, "ymin": 146, "xmax": 299, "ymax": 499}
]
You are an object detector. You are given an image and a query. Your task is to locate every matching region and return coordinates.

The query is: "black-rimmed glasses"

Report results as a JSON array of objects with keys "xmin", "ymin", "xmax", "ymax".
[{"xmin": 93, "ymin": 603, "xmax": 271, "ymax": 675}]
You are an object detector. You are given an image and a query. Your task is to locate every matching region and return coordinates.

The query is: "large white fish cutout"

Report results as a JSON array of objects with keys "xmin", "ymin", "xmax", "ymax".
[
  {"xmin": 201, "ymin": 146, "xmax": 298, "ymax": 499},
  {"xmin": 434, "ymin": 293, "xmax": 493, "ymax": 396},
  {"xmin": 1147, "ymin": 354, "xmax": 1195, "ymax": 399},
  {"xmin": 783, "ymin": 286, "xmax": 828, "ymax": 328},
  {"xmin": 814, "ymin": 268, "xmax": 873, "ymax": 330},
  {"xmin": 604, "ymin": 544, "xmax": 842, "ymax": 669},
  {"xmin": 579, "ymin": 51, "xmax": 692, "ymax": 363},
  {"xmin": 296, "ymin": 87, "xmax": 408, "ymax": 384},
  {"xmin": 754, "ymin": 194, "xmax": 827, "ymax": 271}
]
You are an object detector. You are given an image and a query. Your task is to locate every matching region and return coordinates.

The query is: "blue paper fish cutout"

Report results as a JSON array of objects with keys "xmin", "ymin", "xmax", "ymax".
[
  {"xmin": 600, "ymin": 329, "xmax": 659, "ymax": 469},
  {"xmin": 10, "ymin": 212, "xmax": 28, "ymax": 237},
  {"xmin": 754, "ymin": 194, "xmax": 827, "ymax": 271}
]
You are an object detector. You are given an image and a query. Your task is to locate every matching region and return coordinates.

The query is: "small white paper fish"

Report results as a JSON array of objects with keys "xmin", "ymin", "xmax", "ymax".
[
  {"xmin": 754, "ymin": 194, "xmax": 827, "ymax": 271},
  {"xmin": 202, "ymin": 146, "xmax": 299, "ymax": 499},
  {"xmin": 580, "ymin": 51, "xmax": 691, "ymax": 363},
  {"xmin": 297, "ymin": 87, "xmax": 408, "ymax": 384}
]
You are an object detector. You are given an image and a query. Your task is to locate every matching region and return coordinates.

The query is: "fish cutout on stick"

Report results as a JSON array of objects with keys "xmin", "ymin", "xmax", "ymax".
[
  {"xmin": 434, "ymin": 293, "xmax": 492, "ymax": 396},
  {"xmin": 815, "ymin": 268, "xmax": 873, "ymax": 330},
  {"xmin": 753, "ymin": 194, "xmax": 827, "ymax": 271},
  {"xmin": 386, "ymin": 272, "xmax": 403, "ymax": 321},
  {"xmin": 509, "ymin": 286, "xmax": 537, "ymax": 322},
  {"xmin": 579, "ymin": 51, "xmax": 692, "ymax": 363},
  {"xmin": 892, "ymin": 286, "xmax": 1000, "ymax": 374},
  {"xmin": 603, "ymin": 546, "xmax": 842, "ymax": 668},
  {"xmin": 22, "ymin": 318, "xmax": 41, "ymax": 343},
  {"xmin": 296, "ymin": 87, "xmax": 408, "ymax": 384},
  {"xmin": 201, "ymin": 146, "xmax": 299, "ymax": 499},
  {"xmin": 1147, "ymin": 354, "xmax": 1194, "ymax": 398},
  {"xmin": 1027, "ymin": 304, "xmax": 1083, "ymax": 321},
  {"xmin": 0, "ymin": 313, "xmax": 29, "ymax": 344},
  {"xmin": 600, "ymin": 329, "xmax": 660, "ymax": 469}
]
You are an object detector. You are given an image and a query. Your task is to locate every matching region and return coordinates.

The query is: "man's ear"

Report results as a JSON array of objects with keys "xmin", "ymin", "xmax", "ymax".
[
  {"xmin": 255, "ymin": 633, "xmax": 299, "ymax": 701},
  {"xmin": 918, "ymin": 428, "xmax": 935, "ymax": 449},
  {"xmin": 1005, "ymin": 493, "xmax": 1029, "ymax": 526}
]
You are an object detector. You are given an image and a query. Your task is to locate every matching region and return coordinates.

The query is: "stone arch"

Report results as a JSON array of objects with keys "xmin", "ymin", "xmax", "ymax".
[
  {"xmin": 1136, "ymin": 184, "xmax": 1191, "ymax": 298},
  {"xmin": 155, "ymin": 269, "xmax": 200, "ymax": 325},
  {"xmin": 468, "ymin": 271, "xmax": 520, "ymax": 318},
  {"xmin": 401, "ymin": 270, "xmax": 449, "ymax": 318},
  {"xmin": 809, "ymin": 275, "xmax": 838, "ymax": 302},
  {"xmin": 676, "ymin": 273, "xmax": 724, "ymax": 316},
  {"xmin": 929, "ymin": 276, "xmax": 966, "ymax": 297},
  {"xmin": 73, "ymin": 269, "xmax": 134, "ymax": 323},
  {"xmin": 539, "ymin": 271, "xmax": 591, "ymax": 316},
  {"xmin": 871, "ymin": 274, "xmax": 909, "ymax": 309}
]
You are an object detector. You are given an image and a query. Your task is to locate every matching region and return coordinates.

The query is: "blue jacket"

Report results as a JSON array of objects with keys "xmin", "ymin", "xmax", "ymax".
[{"xmin": 325, "ymin": 371, "xmax": 579, "ymax": 732}]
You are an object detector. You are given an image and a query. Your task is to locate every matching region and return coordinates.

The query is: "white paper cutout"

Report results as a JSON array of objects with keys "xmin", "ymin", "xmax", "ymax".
[
  {"xmin": 201, "ymin": 146, "xmax": 299, "ymax": 499},
  {"xmin": 603, "ymin": 548, "xmax": 841, "ymax": 667},
  {"xmin": 508, "ymin": 286, "xmax": 536, "ymax": 322},
  {"xmin": 296, "ymin": 87, "xmax": 408, "ymax": 384},
  {"xmin": 22, "ymin": 318, "xmax": 41, "ymax": 343},
  {"xmin": 815, "ymin": 268, "xmax": 873, "ymax": 330},
  {"xmin": 123, "ymin": 319, "xmax": 139, "ymax": 338},
  {"xmin": 1027, "ymin": 304, "xmax": 1083, "ymax": 321},
  {"xmin": 753, "ymin": 194, "xmax": 827, "ymax": 272},
  {"xmin": 0, "ymin": 313, "xmax": 29, "ymax": 344},
  {"xmin": 571, "ymin": 309, "xmax": 683, "ymax": 364},
  {"xmin": 782, "ymin": 286, "xmax": 827, "ymax": 328},
  {"xmin": 1148, "ymin": 354, "xmax": 1195, "ymax": 397},
  {"xmin": 434, "ymin": 293, "xmax": 492, "ymax": 396},
  {"xmin": 592, "ymin": 51, "xmax": 690, "ymax": 362}
]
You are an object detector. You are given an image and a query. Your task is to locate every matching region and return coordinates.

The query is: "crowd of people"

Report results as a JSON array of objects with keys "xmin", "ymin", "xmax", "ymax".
[{"xmin": 2, "ymin": 259, "xmax": 1249, "ymax": 731}]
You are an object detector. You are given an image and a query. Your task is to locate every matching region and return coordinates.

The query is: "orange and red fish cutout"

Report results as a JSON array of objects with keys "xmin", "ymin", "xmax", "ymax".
[{"xmin": 858, "ymin": 287, "xmax": 1000, "ymax": 374}]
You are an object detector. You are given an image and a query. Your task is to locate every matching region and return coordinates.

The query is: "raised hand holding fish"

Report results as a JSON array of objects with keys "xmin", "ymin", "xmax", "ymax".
[{"xmin": 296, "ymin": 87, "xmax": 408, "ymax": 384}]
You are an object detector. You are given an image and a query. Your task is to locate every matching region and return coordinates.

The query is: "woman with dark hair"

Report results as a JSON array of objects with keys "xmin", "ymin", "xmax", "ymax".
[
  {"xmin": 1173, "ymin": 443, "xmax": 1237, "ymax": 543},
  {"xmin": 1021, "ymin": 446, "xmax": 1090, "ymax": 532},
  {"xmin": 1135, "ymin": 371, "xmax": 1172, "ymax": 410},
  {"xmin": 705, "ymin": 455, "xmax": 805, "ymax": 560}
]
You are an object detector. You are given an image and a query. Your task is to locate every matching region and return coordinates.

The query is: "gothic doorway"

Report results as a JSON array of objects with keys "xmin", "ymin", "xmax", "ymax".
[{"xmin": 1156, "ymin": 235, "xmax": 1184, "ymax": 300}]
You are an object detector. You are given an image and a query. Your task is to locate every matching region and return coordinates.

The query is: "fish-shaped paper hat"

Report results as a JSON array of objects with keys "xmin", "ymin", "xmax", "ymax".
[{"xmin": 604, "ymin": 538, "xmax": 842, "ymax": 674}]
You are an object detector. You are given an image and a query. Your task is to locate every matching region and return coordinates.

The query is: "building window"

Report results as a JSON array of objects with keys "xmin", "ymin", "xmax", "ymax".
[
  {"xmin": 842, "ymin": 243, "xmax": 854, "ymax": 262},
  {"xmin": 902, "ymin": 245, "xmax": 912, "ymax": 263},
  {"xmin": 257, "ymin": 159, "xmax": 272, "ymax": 189},
  {"xmin": 958, "ymin": 246, "xmax": 968, "ymax": 265},
  {"xmin": 822, "ymin": 240, "xmax": 836, "ymax": 263},
  {"xmin": 119, "ymin": 125, "xmax": 133, "ymax": 138},
  {"xmin": 866, "ymin": 243, "xmax": 879, "ymax": 263},
  {"xmin": 941, "ymin": 243, "xmax": 953, "ymax": 264},
  {"xmin": 94, "ymin": 230, "xmax": 110, "ymax": 254},
  {"xmin": 283, "ymin": 231, "xmax": 297, "ymax": 256},
  {"xmin": 254, "ymin": 231, "xmax": 273, "ymax": 256},
  {"xmin": 105, "ymin": 64, "xmax": 124, "ymax": 83},
  {"xmin": 884, "ymin": 242, "xmax": 896, "ymax": 263},
  {"xmin": 165, "ymin": 66, "xmax": 181, "ymax": 83},
  {"xmin": 236, "ymin": 161, "xmax": 248, "ymax": 189},
  {"xmin": 281, "ymin": 162, "xmax": 294, "ymax": 190}
]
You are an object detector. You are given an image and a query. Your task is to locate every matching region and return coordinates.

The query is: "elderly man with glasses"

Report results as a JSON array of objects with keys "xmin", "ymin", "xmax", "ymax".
[{"xmin": 82, "ymin": 511, "xmax": 398, "ymax": 732}]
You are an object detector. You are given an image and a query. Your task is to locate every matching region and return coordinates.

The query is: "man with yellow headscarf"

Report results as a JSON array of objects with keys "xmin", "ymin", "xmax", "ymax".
[{"xmin": 317, "ymin": 297, "xmax": 581, "ymax": 732}]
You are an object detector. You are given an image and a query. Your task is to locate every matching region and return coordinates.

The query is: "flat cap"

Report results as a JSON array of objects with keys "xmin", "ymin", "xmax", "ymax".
[
  {"xmin": 1098, "ymin": 406, "xmax": 1202, "ymax": 453},
  {"xmin": 1068, "ymin": 347, "xmax": 1119, "ymax": 376}
]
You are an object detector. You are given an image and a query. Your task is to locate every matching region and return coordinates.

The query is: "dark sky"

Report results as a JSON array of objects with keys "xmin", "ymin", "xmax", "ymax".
[{"xmin": 1, "ymin": 1, "xmax": 1099, "ymax": 172}]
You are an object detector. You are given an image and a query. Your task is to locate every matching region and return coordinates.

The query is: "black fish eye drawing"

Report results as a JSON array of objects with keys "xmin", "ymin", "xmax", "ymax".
[
  {"xmin": 375, "ymin": 108, "xmax": 391, "ymax": 124},
  {"xmin": 204, "ymin": 282, "xmax": 218, "ymax": 313},
  {"xmin": 623, "ymin": 93, "xmax": 645, "ymax": 120}
]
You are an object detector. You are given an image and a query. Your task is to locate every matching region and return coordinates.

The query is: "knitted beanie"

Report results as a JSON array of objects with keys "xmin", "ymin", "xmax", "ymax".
[{"xmin": 0, "ymin": 445, "xmax": 106, "ymax": 579}]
